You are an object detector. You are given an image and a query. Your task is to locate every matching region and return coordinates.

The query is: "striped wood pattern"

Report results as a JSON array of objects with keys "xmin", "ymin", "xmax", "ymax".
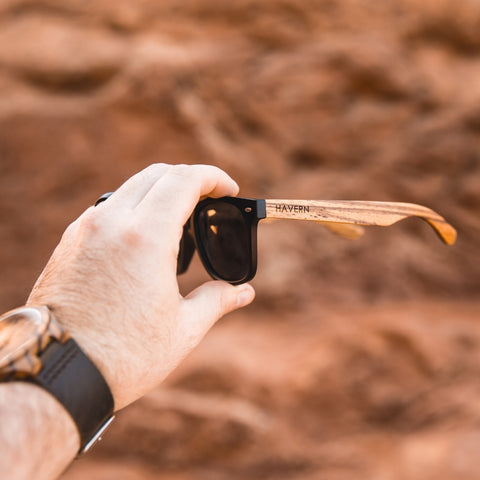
[{"xmin": 265, "ymin": 200, "xmax": 457, "ymax": 245}]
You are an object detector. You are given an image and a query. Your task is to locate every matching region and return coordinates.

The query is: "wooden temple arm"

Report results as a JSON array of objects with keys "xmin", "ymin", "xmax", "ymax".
[{"xmin": 264, "ymin": 200, "xmax": 457, "ymax": 245}]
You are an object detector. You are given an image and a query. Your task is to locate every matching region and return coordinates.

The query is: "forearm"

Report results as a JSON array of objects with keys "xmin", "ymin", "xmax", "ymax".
[{"xmin": 0, "ymin": 383, "xmax": 79, "ymax": 480}]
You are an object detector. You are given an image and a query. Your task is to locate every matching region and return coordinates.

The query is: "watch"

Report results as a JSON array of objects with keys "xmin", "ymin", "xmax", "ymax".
[{"xmin": 0, "ymin": 305, "xmax": 114, "ymax": 454}]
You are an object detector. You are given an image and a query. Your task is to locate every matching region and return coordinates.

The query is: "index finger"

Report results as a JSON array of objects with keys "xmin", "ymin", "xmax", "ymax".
[{"xmin": 136, "ymin": 164, "xmax": 239, "ymax": 231}]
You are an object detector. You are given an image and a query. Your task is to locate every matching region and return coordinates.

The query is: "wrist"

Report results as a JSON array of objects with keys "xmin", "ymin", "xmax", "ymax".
[
  {"xmin": 0, "ymin": 305, "xmax": 115, "ymax": 454},
  {"xmin": 43, "ymin": 303, "xmax": 123, "ymax": 410}
]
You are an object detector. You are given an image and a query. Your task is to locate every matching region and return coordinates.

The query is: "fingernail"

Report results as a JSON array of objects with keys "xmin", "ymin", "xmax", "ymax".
[{"xmin": 237, "ymin": 285, "xmax": 255, "ymax": 307}]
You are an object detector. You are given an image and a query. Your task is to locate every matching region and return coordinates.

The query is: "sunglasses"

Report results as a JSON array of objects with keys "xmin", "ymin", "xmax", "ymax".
[{"xmin": 95, "ymin": 193, "xmax": 457, "ymax": 285}]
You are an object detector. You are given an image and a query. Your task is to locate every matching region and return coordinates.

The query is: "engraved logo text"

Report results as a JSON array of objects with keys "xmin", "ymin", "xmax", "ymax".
[{"xmin": 275, "ymin": 204, "xmax": 310, "ymax": 213}]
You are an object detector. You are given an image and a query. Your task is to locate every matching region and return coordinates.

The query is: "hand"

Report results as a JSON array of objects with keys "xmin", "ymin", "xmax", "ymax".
[{"xmin": 27, "ymin": 164, "xmax": 255, "ymax": 410}]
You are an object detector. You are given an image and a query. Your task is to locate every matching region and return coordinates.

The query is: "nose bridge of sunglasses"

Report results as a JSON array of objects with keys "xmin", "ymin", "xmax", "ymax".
[{"xmin": 94, "ymin": 191, "xmax": 114, "ymax": 206}]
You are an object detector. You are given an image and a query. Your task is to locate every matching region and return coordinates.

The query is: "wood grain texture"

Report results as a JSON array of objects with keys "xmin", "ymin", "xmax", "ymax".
[{"xmin": 265, "ymin": 200, "xmax": 457, "ymax": 245}]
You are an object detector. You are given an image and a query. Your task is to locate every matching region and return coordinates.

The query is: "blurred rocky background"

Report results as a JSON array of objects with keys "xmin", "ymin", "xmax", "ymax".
[{"xmin": 0, "ymin": 0, "xmax": 479, "ymax": 478}]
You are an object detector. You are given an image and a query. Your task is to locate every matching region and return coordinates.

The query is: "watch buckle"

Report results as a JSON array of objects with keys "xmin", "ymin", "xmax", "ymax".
[{"xmin": 79, "ymin": 415, "xmax": 115, "ymax": 455}]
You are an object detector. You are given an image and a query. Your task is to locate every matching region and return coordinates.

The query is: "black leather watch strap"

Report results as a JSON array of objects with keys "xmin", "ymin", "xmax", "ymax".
[{"xmin": 32, "ymin": 338, "xmax": 114, "ymax": 453}]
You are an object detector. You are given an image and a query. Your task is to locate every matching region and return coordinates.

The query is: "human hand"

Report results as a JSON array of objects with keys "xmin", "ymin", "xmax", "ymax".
[{"xmin": 27, "ymin": 164, "xmax": 255, "ymax": 410}]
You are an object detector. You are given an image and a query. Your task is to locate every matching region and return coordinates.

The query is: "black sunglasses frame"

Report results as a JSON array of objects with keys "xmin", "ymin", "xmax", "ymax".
[
  {"xmin": 95, "ymin": 193, "xmax": 267, "ymax": 285},
  {"xmin": 96, "ymin": 192, "xmax": 456, "ymax": 285},
  {"xmin": 185, "ymin": 197, "xmax": 266, "ymax": 285}
]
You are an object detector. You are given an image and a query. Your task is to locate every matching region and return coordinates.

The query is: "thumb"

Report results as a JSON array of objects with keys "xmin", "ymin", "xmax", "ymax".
[{"xmin": 180, "ymin": 281, "xmax": 255, "ymax": 337}]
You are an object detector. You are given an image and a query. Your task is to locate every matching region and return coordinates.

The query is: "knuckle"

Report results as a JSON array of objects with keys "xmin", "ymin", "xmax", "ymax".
[
  {"xmin": 63, "ymin": 219, "xmax": 78, "ymax": 238},
  {"xmin": 145, "ymin": 163, "xmax": 168, "ymax": 174},
  {"xmin": 118, "ymin": 221, "xmax": 145, "ymax": 249},
  {"xmin": 167, "ymin": 164, "xmax": 224, "ymax": 190},
  {"xmin": 78, "ymin": 207, "xmax": 102, "ymax": 236},
  {"xmin": 137, "ymin": 163, "xmax": 169, "ymax": 182},
  {"xmin": 168, "ymin": 164, "xmax": 190, "ymax": 178}
]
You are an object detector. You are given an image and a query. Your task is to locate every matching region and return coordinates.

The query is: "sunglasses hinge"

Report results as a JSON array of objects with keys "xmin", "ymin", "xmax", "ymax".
[{"xmin": 256, "ymin": 199, "xmax": 267, "ymax": 219}]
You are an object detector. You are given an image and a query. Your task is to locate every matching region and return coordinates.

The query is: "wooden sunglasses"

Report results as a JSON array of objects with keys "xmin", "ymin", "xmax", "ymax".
[
  {"xmin": 96, "ymin": 193, "xmax": 456, "ymax": 285},
  {"xmin": 177, "ymin": 197, "xmax": 456, "ymax": 285}
]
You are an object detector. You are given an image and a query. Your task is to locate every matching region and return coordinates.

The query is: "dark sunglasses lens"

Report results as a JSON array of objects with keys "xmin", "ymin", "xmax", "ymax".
[{"xmin": 197, "ymin": 202, "xmax": 250, "ymax": 282}]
